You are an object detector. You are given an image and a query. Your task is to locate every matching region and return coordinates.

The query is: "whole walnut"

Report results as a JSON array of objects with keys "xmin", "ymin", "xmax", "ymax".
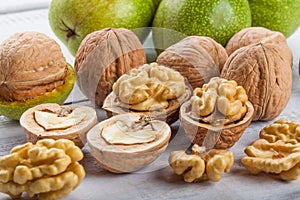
[
  {"xmin": 225, "ymin": 27, "xmax": 289, "ymax": 56},
  {"xmin": 74, "ymin": 28, "xmax": 146, "ymax": 106},
  {"xmin": 221, "ymin": 34, "xmax": 293, "ymax": 121},
  {"xmin": 156, "ymin": 36, "xmax": 225, "ymax": 89}
]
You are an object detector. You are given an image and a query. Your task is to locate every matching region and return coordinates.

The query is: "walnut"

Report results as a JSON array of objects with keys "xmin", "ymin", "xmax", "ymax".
[
  {"xmin": 0, "ymin": 139, "xmax": 85, "ymax": 199},
  {"xmin": 74, "ymin": 28, "xmax": 146, "ymax": 106},
  {"xmin": 242, "ymin": 139, "xmax": 300, "ymax": 181},
  {"xmin": 259, "ymin": 119, "xmax": 300, "ymax": 144},
  {"xmin": 225, "ymin": 27, "xmax": 288, "ymax": 56},
  {"xmin": 103, "ymin": 63, "xmax": 191, "ymax": 125},
  {"xmin": 156, "ymin": 36, "xmax": 223, "ymax": 89},
  {"xmin": 221, "ymin": 32, "xmax": 293, "ymax": 121},
  {"xmin": 20, "ymin": 103, "xmax": 98, "ymax": 148},
  {"xmin": 180, "ymin": 77, "xmax": 254, "ymax": 149},
  {"xmin": 0, "ymin": 32, "xmax": 75, "ymax": 119},
  {"xmin": 87, "ymin": 113, "xmax": 171, "ymax": 173},
  {"xmin": 169, "ymin": 144, "xmax": 234, "ymax": 183}
]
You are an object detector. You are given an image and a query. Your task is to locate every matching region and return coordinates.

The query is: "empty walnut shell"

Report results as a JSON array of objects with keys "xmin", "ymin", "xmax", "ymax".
[
  {"xmin": 20, "ymin": 103, "xmax": 97, "ymax": 148},
  {"xmin": 87, "ymin": 113, "xmax": 171, "ymax": 173},
  {"xmin": 156, "ymin": 36, "xmax": 221, "ymax": 89},
  {"xmin": 180, "ymin": 100, "xmax": 254, "ymax": 149},
  {"xmin": 221, "ymin": 34, "xmax": 293, "ymax": 121},
  {"xmin": 74, "ymin": 28, "xmax": 146, "ymax": 106}
]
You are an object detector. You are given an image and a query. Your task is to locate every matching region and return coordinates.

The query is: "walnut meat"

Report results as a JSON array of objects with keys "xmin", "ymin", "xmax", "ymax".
[
  {"xmin": 221, "ymin": 34, "xmax": 293, "ymax": 121},
  {"xmin": 74, "ymin": 28, "xmax": 146, "ymax": 106},
  {"xmin": 260, "ymin": 119, "xmax": 300, "ymax": 144},
  {"xmin": 0, "ymin": 139, "xmax": 85, "ymax": 199},
  {"xmin": 180, "ymin": 77, "xmax": 254, "ymax": 149},
  {"xmin": 242, "ymin": 139, "xmax": 300, "ymax": 181},
  {"xmin": 156, "ymin": 36, "xmax": 222, "ymax": 89},
  {"xmin": 169, "ymin": 144, "xmax": 234, "ymax": 183}
]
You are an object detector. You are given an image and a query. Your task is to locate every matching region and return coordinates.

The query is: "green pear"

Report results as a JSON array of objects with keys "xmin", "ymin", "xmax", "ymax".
[
  {"xmin": 152, "ymin": 0, "xmax": 251, "ymax": 52},
  {"xmin": 49, "ymin": 0, "xmax": 155, "ymax": 56},
  {"xmin": 248, "ymin": 0, "xmax": 300, "ymax": 37}
]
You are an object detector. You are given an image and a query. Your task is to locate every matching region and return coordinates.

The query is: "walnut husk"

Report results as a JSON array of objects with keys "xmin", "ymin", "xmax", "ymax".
[
  {"xmin": 221, "ymin": 34, "xmax": 293, "ymax": 121},
  {"xmin": 0, "ymin": 32, "xmax": 68, "ymax": 101},
  {"xmin": 74, "ymin": 28, "xmax": 146, "ymax": 106},
  {"xmin": 156, "ymin": 36, "xmax": 221, "ymax": 89},
  {"xmin": 180, "ymin": 101, "xmax": 254, "ymax": 149}
]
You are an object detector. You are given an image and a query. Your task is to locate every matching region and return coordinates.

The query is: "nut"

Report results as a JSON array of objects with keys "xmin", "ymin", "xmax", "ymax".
[
  {"xmin": 103, "ymin": 63, "xmax": 191, "ymax": 125},
  {"xmin": 87, "ymin": 113, "xmax": 171, "ymax": 173},
  {"xmin": 0, "ymin": 32, "xmax": 75, "ymax": 120},
  {"xmin": 221, "ymin": 33, "xmax": 293, "ymax": 121},
  {"xmin": 242, "ymin": 139, "xmax": 300, "ymax": 181},
  {"xmin": 156, "ymin": 36, "xmax": 221, "ymax": 89},
  {"xmin": 260, "ymin": 119, "xmax": 300, "ymax": 144},
  {"xmin": 190, "ymin": 77, "xmax": 248, "ymax": 125},
  {"xmin": 20, "ymin": 103, "xmax": 97, "ymax": 148},
  {"xmin": 0, "ymin": 139, "xmax": 85, "ymax": 199},
  {"xmin": 180, "ymin": 77, "xmax": 254, "ymax": 149},
  {"xmin": 225, "ymin": 27, "xmax": 288, "ymax": 56},
  {"xmin": 169, "ymin": 144, "xmax": 234, "ymax": 183},
  {"xmin": 74, "ymin": 28, "xmax": 146, "ymax": 106}
]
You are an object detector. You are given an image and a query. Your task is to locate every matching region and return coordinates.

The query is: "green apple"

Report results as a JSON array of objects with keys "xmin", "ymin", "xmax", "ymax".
[
  {"xmin": 248, "ymin": 0, "xmax": 300, "ymax": 37},
  {"xmin": 152, "ymin": 0, "xmax": 251, "ymax": 52},
  {"xmin": 49, "ymin": 0, "xmax": 155, "ymax": 56}
]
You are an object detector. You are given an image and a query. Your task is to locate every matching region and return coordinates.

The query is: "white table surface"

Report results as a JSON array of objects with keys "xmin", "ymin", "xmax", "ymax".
[{"xmin": 1, "ymin": 4, "xmax": 300, "ymax": 200}]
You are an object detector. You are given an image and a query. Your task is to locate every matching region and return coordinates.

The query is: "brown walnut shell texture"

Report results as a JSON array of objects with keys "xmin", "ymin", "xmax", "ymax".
[
  {"xmin": 0, "ymin": 32, "xmax": 67, "ymax": 101},
  {"xmin": 156, "ymin": 36, "xmax": 224, "ymax": 89},
  {"xmin": 74, "ymin": 28, "xmax": 146, "ymax": 106},
  {"xmin": 221, "ymin": 34, "xmax": 293, "ymax": 121}
]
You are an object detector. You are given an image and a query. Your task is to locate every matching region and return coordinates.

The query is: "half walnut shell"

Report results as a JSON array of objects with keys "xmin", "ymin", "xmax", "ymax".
[
  {"xmin": 87, "ymin": 113, "xmax": 171, "ymax": 173},
  {"xmin": 20, "ymin": 103, "xmax": 97, "ymax": 148},
  {"xmin": 180, "ymin": 100, "xmax": 254, "ymax": 149}
]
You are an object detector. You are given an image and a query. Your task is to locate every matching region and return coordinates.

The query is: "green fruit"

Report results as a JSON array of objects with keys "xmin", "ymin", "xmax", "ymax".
[
  {"xmin": 0, "ymin": 64, "xmax": 76, "ymax": 120},
  {"xmin": 152, "ymin": 0, "xmax": 162, "ymax": 9},
  {"xmin": 248, "ymin": 0, "xmax": 300, "ymax": 37},
  {"xmin": 152, "ymin": 0, "xmax": 251, "ymax": 51},
  {"xmin": 49, "ymin": 0, "xmax": 155, "ymax": 56}
]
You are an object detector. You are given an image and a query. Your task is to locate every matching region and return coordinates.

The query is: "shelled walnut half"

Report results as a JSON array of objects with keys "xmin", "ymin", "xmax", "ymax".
[
  {"xmin": 103, "ymin": 62, "xmax": 191, "ymax": 125},
  {"xmin": 20, "ymin": 103, "xmax": 97, "ymax": 148},
  {"xmin": 169, "ymin": 144, "xmax": 234, "ymax": 183},
  {"xmin": 87, "ymin": 113, "xmax": 171, "ymax": 173},
  {"xmin": 180, "ymin": 77, "xmax": 254, "ymax": 149},
  {"xmin": 242, "ymin": 139, "xmax": 300, "ymax": 181},
  {"xmin": 0, "ymin": 139, "xmax": 85, "ymax": 200},
  {"xmin": 260, "ymin": 119, "xmax": 300, "ymax": 144}
]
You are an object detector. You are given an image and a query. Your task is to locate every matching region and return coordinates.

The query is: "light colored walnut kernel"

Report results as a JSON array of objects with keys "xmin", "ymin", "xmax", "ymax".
[
  {"xmin": 242, "ymin": 139, "xmax": 300, "ymax": 181},
  {"xmin": 260, "ymin": 119, "xmax": 300, "ymax": 144},
  {"xmin": 190, "ymin": 77, "xmax": 248, "ymax": 125},
  {"xmin": 112, "ymin": 62, "xmax": 186, "ymax": 111},
  {"xmin": 0, "ymin": 139, "xmax": 85, "ymax": 199},
  {"xmin": 169, "ymin": 144, "xmax": 234, "ymax": 183}
]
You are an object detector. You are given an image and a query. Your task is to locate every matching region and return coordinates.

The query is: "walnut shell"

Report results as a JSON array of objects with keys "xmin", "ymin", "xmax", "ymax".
[
  {"xmin": 74, "ymin": 28, "xmax": 146, "ymax": 106},
  {"xmin": 225, "ymin": 27, "xmax": 288, "ymax": 56},
  {"xmin": 221, "ymin": 35, "xmax": 293, "ymax": 121},
  {"xmin": 156, "ymin": 36, "xmax": 221, "ymax": 89},
  {"xmin": 0, "ymin": 32, "xmax": 68, "ymax": 101},
  {"xmin": 180, "ymin": 100, "xmax": 254, "ymax": 149},
  {"xmin": 20, "ymin": 103, "xmax": 97, "ymax": 148},
  {"xmin": 87, "ymin": 113, "xmax": 171, "ymax": 173}
]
